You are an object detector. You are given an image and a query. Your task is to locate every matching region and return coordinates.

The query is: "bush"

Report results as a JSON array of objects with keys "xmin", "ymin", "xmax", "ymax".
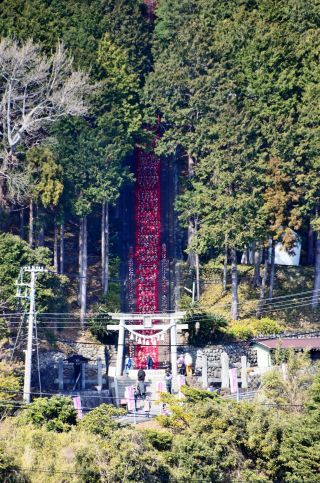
[
  {"xmin": 187, "ymin": 311, "xmax": 227, "ymax": 345},
  {"xmin": 226, "ymin": 318, "xmax": 282, "ymax": 341},
  {"xmin": 180, "ymin": 385, "xmax": 218, "ymax": 403},
  {"xmin": 0, "ymin": 362, "xmax": 21, "ymax": 417},
  {"xmin": 144, "ymin": 430, "xmax": 173, "ymax": 451},
  {"xmin": 17, "ymin": 396, "xmax": 77, "ymax": 432},
  {"xmin": 253, "ymin": 318, "xmax": 282, "ymax": 336},
  {"xmin": 227, "ymin": 322, "xmax": 254, "ymax": 340},
  {"xmin": 79, "ymin": 404, "xmax": 125, "ymax": 437},
  {"xmin": 0, "ymin": 446, "xmax": 28, "ymax": 482},
  {"xmin": 307, "ymin": 366, "xmax": 320, "ymax": 413}
]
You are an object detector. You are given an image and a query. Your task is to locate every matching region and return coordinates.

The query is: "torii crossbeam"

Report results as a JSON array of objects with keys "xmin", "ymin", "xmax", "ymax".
[{"xmin": 107, "ymin": 312, "xmax": 187, "ymax": 376}]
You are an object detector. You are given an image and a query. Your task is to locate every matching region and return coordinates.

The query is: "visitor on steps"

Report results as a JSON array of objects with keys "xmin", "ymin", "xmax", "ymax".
[
  {"xmin": 164, "ymin": 370, "xmax": 173, "ymax": 394},
  {"xmin": 138, "ymin": 368, "xmax": 146, "ymax": 381},
  {"xmin": 185, "ymin": 353, "xmax": 193, "ymax": 377},
  {"xmin": 134, "ymin": 387, "xmax": 139, "ymax": 410},
  {"xmin": 146, "ymin": 354, "xmax": 153, "ymax": 370},
  {"xmin": 125, "ymin": 355, "xmax": 132, "ymax": 375},
  {"xmin": 137, "ymin": 368, "xmax": 146, "ymax": 399},
  {"xmin": 137, "ymin": 381, "xmax": 146, "ymax": 399},
  {"xmin": 177, "ymin": 354, "xmax": 186, "ymax": 375}
]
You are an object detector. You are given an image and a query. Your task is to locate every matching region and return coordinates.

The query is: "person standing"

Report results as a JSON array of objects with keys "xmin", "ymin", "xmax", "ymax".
[
  {"xmin": 177, "ymin": 354, "xmax": 186, "ymax": 375},
  {"xmin": 125, "ymin": 355, "xmax": 132, "ymax": 375},
  {"xmin": 208, "ymin": 382, "xmax": 215, "ymax": 393},
  {"xmin": 137, "ymin": 368, "xmax": 146, "ymax": 399},
  {"xmin": 185, "ymin": 352, "xmax": 193, "ymax": 377},
  {"xmin": 146, "ymin": 354, "xmax": 153, "ymax": 370},
  {"xmin": 164, "ymin": 370, "xmax": 173, "ymax": 394}
]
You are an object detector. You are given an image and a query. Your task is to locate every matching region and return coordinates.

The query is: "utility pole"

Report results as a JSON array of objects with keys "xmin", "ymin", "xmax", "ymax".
[{"xmin": 17, "ymin": 266, "xmax": 47, "ymax": 403}]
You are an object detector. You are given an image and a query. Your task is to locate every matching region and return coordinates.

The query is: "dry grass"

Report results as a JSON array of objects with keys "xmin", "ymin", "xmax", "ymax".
[{"xmin": 198, "ymin": 264, "xmax": 320, "ymax": 334}]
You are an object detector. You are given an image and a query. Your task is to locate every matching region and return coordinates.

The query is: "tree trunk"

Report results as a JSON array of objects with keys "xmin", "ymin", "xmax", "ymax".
[
  {"xmin": 102, "ymin": 200, "xmax": 109, "ymax": 294},
  {"xmin": 29, "ymin": 199, "xmax": 34, "ymax": 248},
  {"xmin": 230, "ymin": 248, "xmax": 239, "ymax": 320},
  {"xmin": 269, "ymin": 240, "xmax": 276, "ymax": 299},
  {"xmin": 101, "ymin": 201, "xmax": 105, "ymax": 286},
  {"xmin": 307, "ymin": 224, "xmax": 315, "ymax": 265},
  {"xmin": 187, "ymin": 221, "xmax": 197, "ymax": 268},
  {"xmin": 79, "ymin": 216, "xmax": 87, "ymax": 326},
  {"xmin": 38, "ymin": 220, "xmax": 44, "ymax": 246},
  {"xmin": 257, "ymin": 247, "xmax": 269, "ymax": 318},
  {"xmin": 60, "ymin": 223, "xmax": 64, "ymax": 275},
  {"xmin": 20, "ymin": 207, "xmax": 25, "ymax": 239},
  {"xmin": 194, "ymin": 217, "xmax": 200, "ymax": 300},
  {"xmin": 252, "ymin": 241, "xmax": 261, "ymax": 286},
  {"xmin": 53, "ymin": 220, "xmax": 59, "ymax": 272},
  {"xmin": 311, "ymin": 234, "xmax": 320, "ymax": 308},
  {"xmin": 195, "ymin": 252, "xmax": 200, "ymax": 301},
  {"xmin": 223, "ymin": 246, "xmax": 228, "ymax": 293},
  {"xmin": 78, "ymin": 218, "xmax": 83, "ymax": 306},
  {"xmin": 187, "ymin": 154, "xmax": 197, "ymax": 268}
]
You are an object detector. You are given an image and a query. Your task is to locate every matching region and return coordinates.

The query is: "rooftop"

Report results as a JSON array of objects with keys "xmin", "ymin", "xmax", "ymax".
[{"xmin": 252, "ymin": 337, "xmax": 320, "ymax": 350}]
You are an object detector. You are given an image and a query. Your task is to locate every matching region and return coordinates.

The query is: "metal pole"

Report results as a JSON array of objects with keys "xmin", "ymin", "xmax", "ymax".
[
  {"xmin": 192, "ymin": 281, "xmax": 195, "ymax": 304},
  {"xmin": 23, "ymin": 267, "xmax": 36, "ymax": 404}
]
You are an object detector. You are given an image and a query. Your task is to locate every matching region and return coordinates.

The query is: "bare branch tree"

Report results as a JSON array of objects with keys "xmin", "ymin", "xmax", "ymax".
[{"xmin": 0, "ymin": 38, "xmax": 92, "ymax": 204}]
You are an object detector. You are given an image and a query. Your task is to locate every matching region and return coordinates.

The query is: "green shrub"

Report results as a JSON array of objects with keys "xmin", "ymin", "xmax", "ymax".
[
  {"xmin": 227, "ymin": 322, "xmax": 254, "ymax": 340},
  {"xmin": 0, "ymin": 446, "xmax": 28, "ymax": 482},
  {"xmin": 17, "ymin": 396, "xmax": 77, "ymax": 432},
  {"xmin": 226, "ymin": 318, "xmax": 282, "ymax": 341},
  {"xmin": 187, "ymin": 311, "xmax": 227, "ymax": 345},
  {"xmin": 307, "ymin": 366, "xmax": 320, "ymax": 413},
  {"xmin": 253, "ymin": 318, "xmax": 282, "ymax": 336},
  {"xmin": 0, "ymin": 362, "xmax": 21, "ymax": 417},
  {"xmin": 179, "ymin": 293, "xmax": 193, "ymax": 309},
  {"xmin": 79, "ymin": 404, "xmax": 125, "ymax": 437},
  {"xmin": 89, "ymin": 308, "xmax": 117, "ymax": 344},
  {"xmin": 180, "ymin": 385, "xmax": 218, "ymax": 402},
  {"xmin": 144, "ymin": 430, "xmax": 173, "ymax": 451}
]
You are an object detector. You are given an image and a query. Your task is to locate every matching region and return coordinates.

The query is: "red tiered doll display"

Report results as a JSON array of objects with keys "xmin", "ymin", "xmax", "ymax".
[{"xmin": 133, "ymin": 148, "xmax": 161, "ymax": 368}]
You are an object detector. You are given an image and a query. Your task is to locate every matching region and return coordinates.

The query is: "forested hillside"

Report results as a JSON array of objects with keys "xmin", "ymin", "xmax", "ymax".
[
  {"xmin": 0, "ymin": 0, "xmax": 153, "ymax": 322},
  {"xmin": 0, "ymin": 0, "xmax": 319, "ymax": 328},
  {"xmin": 0, "ymin": 1, "xmax": 320, "ymax": 482},
  {"xmin": 145, "ymin": 0, "xmax": 320, "ymax": 321}
]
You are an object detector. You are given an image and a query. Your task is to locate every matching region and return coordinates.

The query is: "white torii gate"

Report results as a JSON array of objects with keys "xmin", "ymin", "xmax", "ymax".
[{"xmin": 107, "ymin": 312, "xmax": 187, "ymax": 377}]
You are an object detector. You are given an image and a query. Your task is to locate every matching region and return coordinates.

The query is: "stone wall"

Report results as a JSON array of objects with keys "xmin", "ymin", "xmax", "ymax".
[
  {"xmin": 178, "ymin": 342, "xmax": 257, "ymax": 381},
  {"xmin": 32, "ymin": 342, "xmax": 116, "ymax": 391}
]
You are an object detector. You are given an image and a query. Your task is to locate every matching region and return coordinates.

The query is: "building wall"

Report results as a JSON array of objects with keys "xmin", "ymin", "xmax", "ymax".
[{"xmin": 255, "ymin": 345, "xmax": 272, "ymax": 368}]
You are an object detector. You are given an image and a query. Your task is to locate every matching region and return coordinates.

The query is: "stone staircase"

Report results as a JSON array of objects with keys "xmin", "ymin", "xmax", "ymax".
[{"xmin": 111, "ymin": 369, "xmax": 168, "ymax": 409}]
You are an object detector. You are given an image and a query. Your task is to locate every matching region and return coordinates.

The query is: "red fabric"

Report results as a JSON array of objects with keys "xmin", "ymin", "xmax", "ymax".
[{"xmin": 133, "ymin": 148, "xmax": 161, "ymax": 368}]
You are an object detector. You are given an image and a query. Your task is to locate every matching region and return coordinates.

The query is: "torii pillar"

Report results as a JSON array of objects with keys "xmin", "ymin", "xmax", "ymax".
[{"xmin": 108, "ymin": 312, "xmax": 187, "ymax": 377}]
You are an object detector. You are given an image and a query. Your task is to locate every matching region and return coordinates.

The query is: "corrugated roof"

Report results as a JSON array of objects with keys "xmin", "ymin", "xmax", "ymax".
[{"xmin": 253, "ymin": 337, "xmax": 320, "ymax": 350}]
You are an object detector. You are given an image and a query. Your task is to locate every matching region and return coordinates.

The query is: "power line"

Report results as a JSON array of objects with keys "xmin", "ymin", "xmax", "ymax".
[
  {"xmin": 3, "ymin": 285, "xmax": 320, "ymax": 317},
  {"xmin": 3, "ymin": 286, "xmax": 320, "ymax": 323}
]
